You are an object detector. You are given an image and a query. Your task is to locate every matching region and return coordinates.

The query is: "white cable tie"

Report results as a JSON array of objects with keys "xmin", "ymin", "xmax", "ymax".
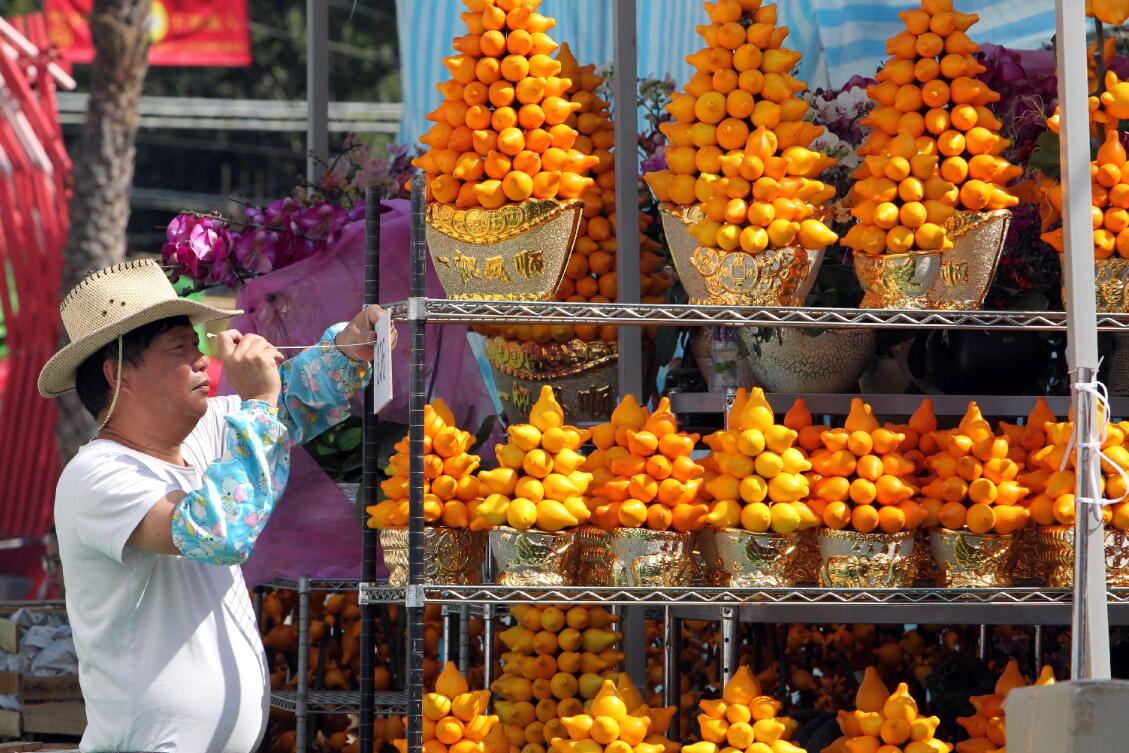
[{"xmin": 1060, "ymin": 373, "xmax": 1129, "ymax": 507}]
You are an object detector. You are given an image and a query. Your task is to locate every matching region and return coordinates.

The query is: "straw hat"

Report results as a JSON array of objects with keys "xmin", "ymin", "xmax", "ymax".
[{"xmin": 38, "ymin": 259, "xmax": 242, "ymax": 398}]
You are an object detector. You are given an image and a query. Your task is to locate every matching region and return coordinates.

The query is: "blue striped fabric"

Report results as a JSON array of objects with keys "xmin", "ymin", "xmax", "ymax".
[{"xmin": 394, "ymin": 0, "xmax": 1057, "ymax": 143}]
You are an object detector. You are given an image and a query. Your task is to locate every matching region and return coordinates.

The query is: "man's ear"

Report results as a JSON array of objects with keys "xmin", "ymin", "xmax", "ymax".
[{"xmin": 101, "ymin": 350, "xmax": 127, "ymax": 392}]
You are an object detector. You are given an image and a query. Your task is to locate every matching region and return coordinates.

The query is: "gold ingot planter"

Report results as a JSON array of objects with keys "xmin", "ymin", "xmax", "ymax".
[
  {"xmin": 484, "ymin": 336, "xmax": 655, "ymax": 424},
  {"xmin": 1033, "ymin": 525, "xmax": 1129, "ymax": 588},
  {"xmin": 793, "ymin": 528, "xmax": 821, "ymax": 584},
  {"xmin": 1093, "ymin": 258, "xmax": 1129, "ymax": 312},
  {"xmin": 926, "ymin": 210, "xmax": 1012, "ymax": 310},
  {"xmin": 854, "ymin": 251, "xmax": 941, "ymax": 309},
  {"xmin": 818, "ymin": 529, "xmax": 917, "ymax": 588},
  {"xmin": 1012, "ymin": 527, "xmax": 1047, "ymax": 584},
  {"xmin": 489, "ymin": 526, "xmax": 578, "ymax": 586},
  {"xmin": 658, "ymin": 202, "xmax": 812, "ymax": 306},
  {"xmin": 379, "ymin": 527, "xmax": 486, "ymax": 587},
  {"xmin": 425, "ymin": 199, "xmax": 583, "ymax": 300},
  {"xmin": 929, "ymin": 528, "xmax": 1016, "ymax": 588},
  {"xmin": 697, "ymin": 528, "xmax": 798, "ymax": 588},
  {"xmin": 576, "ymin": 527, "xmax": 695, "ymax": 587}
]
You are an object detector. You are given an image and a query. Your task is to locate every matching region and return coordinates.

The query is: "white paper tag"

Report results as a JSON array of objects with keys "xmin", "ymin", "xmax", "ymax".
[{"xmin": 372, "ymin": 313, "xmax": 393, "ymax": 414}]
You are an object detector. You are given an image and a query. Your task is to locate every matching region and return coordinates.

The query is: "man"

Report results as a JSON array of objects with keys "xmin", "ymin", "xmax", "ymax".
[{"xmin": 38, "ymin": 259, "xmax": 393, "ymax": 752}]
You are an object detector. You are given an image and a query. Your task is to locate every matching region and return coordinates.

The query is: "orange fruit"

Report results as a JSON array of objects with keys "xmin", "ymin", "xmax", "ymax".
[
  {"xmin": 532, "ymin": 171, "xmax": 560, "ymax": 200},
  {"xmin": 503, "ymin": 171, "xmax": 534, "ymax": 202},
  {"xmin": 488, "ymin": 80, "xmax": 515, "ymax": 108},
  {"xmin": 877, "ymin": 506, "xmax": 906, "ymax": 533},
  {"xmin": 852, "ymin": 504, "xmax": 880, "ymax": 533},
  {"xmin": 501, "ymin": 54, "xmax": 530, "ymax": 82}
]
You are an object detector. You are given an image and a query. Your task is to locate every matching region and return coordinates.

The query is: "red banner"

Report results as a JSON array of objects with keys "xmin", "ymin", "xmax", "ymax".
[{"xmin": 45, "ymin": 0, "xmax": 251, "ymax": 67}]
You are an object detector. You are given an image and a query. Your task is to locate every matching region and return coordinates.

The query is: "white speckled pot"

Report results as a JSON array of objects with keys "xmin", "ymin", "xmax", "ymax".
[{"xmin": 741, "ymin": 327, "xmax": 876, "ymax": 393}]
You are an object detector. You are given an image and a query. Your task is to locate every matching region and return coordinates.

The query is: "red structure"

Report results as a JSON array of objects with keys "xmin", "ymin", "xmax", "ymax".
[{"xmin": 0, "ymin": 15, "xmax": 73, "ymax": 591}]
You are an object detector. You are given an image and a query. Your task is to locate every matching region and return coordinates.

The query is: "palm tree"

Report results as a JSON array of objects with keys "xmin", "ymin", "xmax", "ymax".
[{"xmin": 56, "ymin": 0, "xmax": 150, "ymax": 460}]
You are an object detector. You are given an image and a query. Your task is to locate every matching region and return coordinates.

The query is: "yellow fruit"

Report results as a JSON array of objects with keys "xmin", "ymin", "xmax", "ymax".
[{"xmin": 507, "ymin": 498, "xmax": 539, "ymax": 529}]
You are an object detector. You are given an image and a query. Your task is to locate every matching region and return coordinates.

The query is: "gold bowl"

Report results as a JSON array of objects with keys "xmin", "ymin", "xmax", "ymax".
[
  {"xmin": 697, "ymin": 528, "xmax": 799, "ymax": 588},
  {"xmin": 818, "ymin": 529, "xmax": 917, "ymax": 588},
  {"xmin": 853, "ymin": 251, "xmax": 941, "ymax": 309},
  {"xmin": 379, "ymin": 527, "xmax": 486, "ymax": 587},
  {"xmin": 1094, "ymin": 258, "xmax": 1129, "ymax": 312},
  {"xmin": 794, "ymin": 528, "xmax": 821, "ymax": 584},
  {"xmin": 1033, "ymin": 525, "xmax": 1129, "ymax": 588},
  {"xmin": 928, "ymin": 528, "xmax": 1016, "ymax": 588},
  {"xmin": 576, "ymin": 527, "xmax": 695, "ymax": 587},
  {"xmin": 489, "ymin": 526, "xmax": 578, "ymax": 586},
  {"xmin": 927, "ymin": 210, "xmax": 1012, "ymax": 310},
  {"xmin": 425, "ymin": 199, "xmax": 583, "ymax": 300},
  {"xmin": 658, "ymin": 202, "xmax": 808, "ymax": 306}
]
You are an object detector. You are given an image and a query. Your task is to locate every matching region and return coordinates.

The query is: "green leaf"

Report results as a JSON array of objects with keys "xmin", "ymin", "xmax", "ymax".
[
  {"xmin": 471, "ymin": 414, "xmax": 498, "ymax": 454},
  {"xmin": 338, "ymin": 427, "xmax": 363, "ymax": 451},
  {"xmin": 1029, "ymin": 130, "xmax": 1062, "ymax": 178}
]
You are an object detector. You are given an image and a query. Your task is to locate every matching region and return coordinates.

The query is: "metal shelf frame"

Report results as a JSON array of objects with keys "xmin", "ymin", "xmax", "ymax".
[
  {"xmin": 383, "ymin": 299, "xmax": 1129, "ymax": 332},
  {"xmin": 270, "ymin": 690, "xmax": 407, "ymax": 715},
  {"xmin": 353, "ymin": 8, "xmax": 1112, "ymax": 753}
]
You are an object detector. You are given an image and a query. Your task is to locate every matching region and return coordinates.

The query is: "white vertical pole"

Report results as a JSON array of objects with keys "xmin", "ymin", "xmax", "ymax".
[
  {"xmin": 613, "ymin": 0, "xmax": 643, "ymax": 401},
  {"xmin": 1056, "ymin": 0, "xmax": 1111, "ymax": 680},
  {"xmin": 307, "ymin": 0, "xmax": 330, "ymax": 184}
]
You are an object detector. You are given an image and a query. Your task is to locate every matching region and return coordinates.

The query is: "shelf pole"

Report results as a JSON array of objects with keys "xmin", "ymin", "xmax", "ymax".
[
  {"xmin": 296, "ymin": 575, "xmax": 310, "ymax": 753},
  {"xmin": 662, "ymin": 607, "xmax": 680, "ymax": 737},
  {"xmin": 622, "ymin": 605, "xmax": 647, "ymax": 689},
  {"xmin": 720, "ymin": 607, "xmax": 737, "ymax": 688},
  {"xmin": 359, "ymin": 186, "xmax": 381, "ymax": 753},
  {"xmin": 1034, "ymin": 625, "xmax": 1044, "ymax": 678},
  {"xmin": 305, "ymin": 0, "xmax": 328, "ymax": 183},
  {"xmin": 458, "ymin": 606, "xmax": 471, "ymax": 675},
  {"xmin": 613, "ymin": 0, "xmax": 643, "ymax": 402},
  {"xmin": 1056, "ymin": 0, "xmax": 1111, "ymax": 680},
  {"xmin": 483, "ymin": 605, "xmax": 496, "ymax": 699},
  {"xmin": 406, "ymin": 174, "xmax": 428, "ymax": 753}
]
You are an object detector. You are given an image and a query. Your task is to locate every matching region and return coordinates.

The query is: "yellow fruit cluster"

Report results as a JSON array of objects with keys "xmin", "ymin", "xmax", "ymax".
[
  {"xmin": 399, "ymin": 663, "xmax": 507, "ymax": 753},
  {"xmin": 368, "ymin": 399, "xmax": 484, "ymax": 530},
  {"xmin": 955, "ymin": 661, "xmax": 1054, "ymax": 753},
  {"xmin": 415, "ymin": 0, "xmax": 597, "ymax": 208},
  {"xmin": 550, "ymin": 678, "xmax": 678, "ymax": 753},
  {"xmin": 843, "ymin": 0, "xmax": 1019, "ymax": 256},
  {"xmin": 918, "ymin": 403, "xmax": 1032, "ymax": 535},
  {"xmin": 585, "ymin": 396, "xmax": 707, "ymax": 532},
  {"xmin": 699, "ymin": 388, "xmax": 819, "ymax": 534},
  {"xmin": 1042, "ymin": 73, "xmax": 1129, "ymax": 259},
  {"xmin": 824, "ymin": 668, "xmax": 950, "ymax": 753},
  {"xmin": 477, "ymin": 387, "xmax": 594, "ymax": 532},
  {"xmin": 1016, "ymin": 402, "xmax": 1129, "ymax": 531},
  {"xmin": 643, "ymin": 0, "xmax": 840, "ymax": 255},
  {"xmin": 682, "ymin": 666, "xmax": 804, "ymax": 753},
  {"xmin": 492, "ymin": 605, "xmax": 624, "ymax": 753},
  {"xmin": 806, "ymin": 399, "xmax": 926, "ymax": 534}
]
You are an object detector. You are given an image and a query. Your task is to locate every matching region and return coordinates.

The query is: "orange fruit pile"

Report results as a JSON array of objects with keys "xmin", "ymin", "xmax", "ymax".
[
  {"xmin": 842, "ymin": 0, "xmax": 1019, "ymax": 256},
  {"xmin": 584, "ymin": 396, "xmax": 707, "ymax": 532},
  {"xmin": 1042, "ymin": 72, "xmax": 1129, "ymax": 259},
  {"xmin": 824, "ymin": 668, "xmax": 951, "ymax": 753},
  {"xmin": 955, "ymin": 660, "xmax": 1054, "ymax": 753},
  {"xmin": 680, "ymin": 667, "xmax": 804, "ymax": 753},
  {"xmin": 367, "ymin": 398, "xmax": 484, "ymax": 530},
  {"xmin": 475, "ymin": 386, "xmax": 594, "ymax": 532},
  {"xmin": 642, "ymin": 0, "xmax": 840, "ymax": 255},
  {"xmin": 395, "ymin": 662, "xmax": 507, "ymax": 753},
  {"xmin": 414, "ymin": 0, "xmax": 597, "ymax": 208},
  {"xmin": 698, "ymin": 390, "xmax": 819, "ymax": 534},
  {"xmin": 807, "ymin": 399, "xmax": 926, "ymax": 534},
  {"xmin": 477, "ymin": 43, "xmax": 672, "ymax": 346},
  {"xmin": 917, "ymin": 403, "xmax": 1031, "ymax": 535}
]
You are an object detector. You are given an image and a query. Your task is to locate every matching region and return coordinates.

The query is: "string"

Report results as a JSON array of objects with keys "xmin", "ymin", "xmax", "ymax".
[
  {"xmin": 98, "ymin": 336, "xmax": 124, "ymax": 432},
  {"xmin": 205, "ymin": 332, "xmax": 382, "ymax": 351},
  {"xmin": 1058, "ymin": 370, "xmax": 1129, "ymax": 507}
]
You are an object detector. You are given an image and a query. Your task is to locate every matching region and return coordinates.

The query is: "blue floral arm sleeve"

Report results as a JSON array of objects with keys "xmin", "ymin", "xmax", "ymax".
[
  {"xmin": 171, "ymin": 400, "xmax": 290, "ymax": 565},
  {"xmin": 276, "ymin": 323, "xmax": 373, "ymax": 446}
]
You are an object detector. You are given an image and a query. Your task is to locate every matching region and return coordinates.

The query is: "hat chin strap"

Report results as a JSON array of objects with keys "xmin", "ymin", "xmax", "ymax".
[{"xmin": 98, "ymin": 336, "xmax": 123, "ymax": 432}]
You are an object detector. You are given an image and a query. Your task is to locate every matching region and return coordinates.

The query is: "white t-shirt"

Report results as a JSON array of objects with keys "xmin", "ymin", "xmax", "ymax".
[{"xmin": 55, "ymin": 395, "xmax": 269, "ymax": 753}]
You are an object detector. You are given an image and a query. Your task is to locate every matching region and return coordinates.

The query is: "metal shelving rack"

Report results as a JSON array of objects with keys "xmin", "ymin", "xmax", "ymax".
[{"xmin": 350, "ymin": 5, "xmax": 1111, "ymax": 753}]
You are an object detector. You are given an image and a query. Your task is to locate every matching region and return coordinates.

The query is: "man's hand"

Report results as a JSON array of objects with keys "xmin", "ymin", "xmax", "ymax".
[
  {"xmin": 336, "ymin": 305, "xmax": 398, "ymax": 362},
  {"xmin": 215, "ymin": 330, "xmax": 284, "ymax": 407}
]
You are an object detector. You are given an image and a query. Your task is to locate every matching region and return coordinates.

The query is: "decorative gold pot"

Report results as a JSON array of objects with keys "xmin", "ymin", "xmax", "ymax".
[
  {"xmin": 425, "ymin": 199, "xmax": 583, "ymax": 300},
  {"xmin": 1094, "ymin": 258, "xmax": 1129, "ymax": 312},
  {"xmin": 929, "ymin": 528, "xmax": 1017, "ymax": 588},
  {"xmin": 489, "ymin": 526, "xmax": 578, "ymax": 586},
  {"xmin": 794, "ymin": 528, "xmax": 821, "ymax": 584},
  {"xmin": 854, "ymin": 251, "xmax": 941, "ymax": 309},
  {"xmin": 1033, "ymin": 525, "xmax": 1129, "ymax": 588},
  {"xmin": 697, "ymin": 528, "xmax": 798, "ymax": 588},
  {"xmin": 379, "ymin": 527, "xmax": 486, "ymax": 587},
  {"xmin": 1012, "ymin": 527, "xmax": 1047, "ymax": 584},
  {"xmin": 658, "ymin": 202, "xmax": 809, "ymax": 306},
  {"xmin": 576, "ymin": 527, "xmax": 695, "ymax": 587},
  {"xmin": 926, "ymin": 210, "xmax": 1012, "ymax": 310},
  {"xmin": 484, "ymin": 336, "xmax": 655, "ymax": 424},
  {"xmin": 818, "ymin": 529, "xmax": 917, "ymax": 588}
]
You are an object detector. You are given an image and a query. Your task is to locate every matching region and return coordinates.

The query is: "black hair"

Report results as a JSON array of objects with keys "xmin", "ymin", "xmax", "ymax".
[{"xmin": 74, "ymin": 316, "xmax": 194, "ymax": 419}]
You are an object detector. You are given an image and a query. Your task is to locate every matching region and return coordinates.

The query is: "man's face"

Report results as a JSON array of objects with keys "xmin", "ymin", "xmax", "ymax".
[{"xmin": 123, "ymin": 325, "xmax": 211, "ymax": 421}]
